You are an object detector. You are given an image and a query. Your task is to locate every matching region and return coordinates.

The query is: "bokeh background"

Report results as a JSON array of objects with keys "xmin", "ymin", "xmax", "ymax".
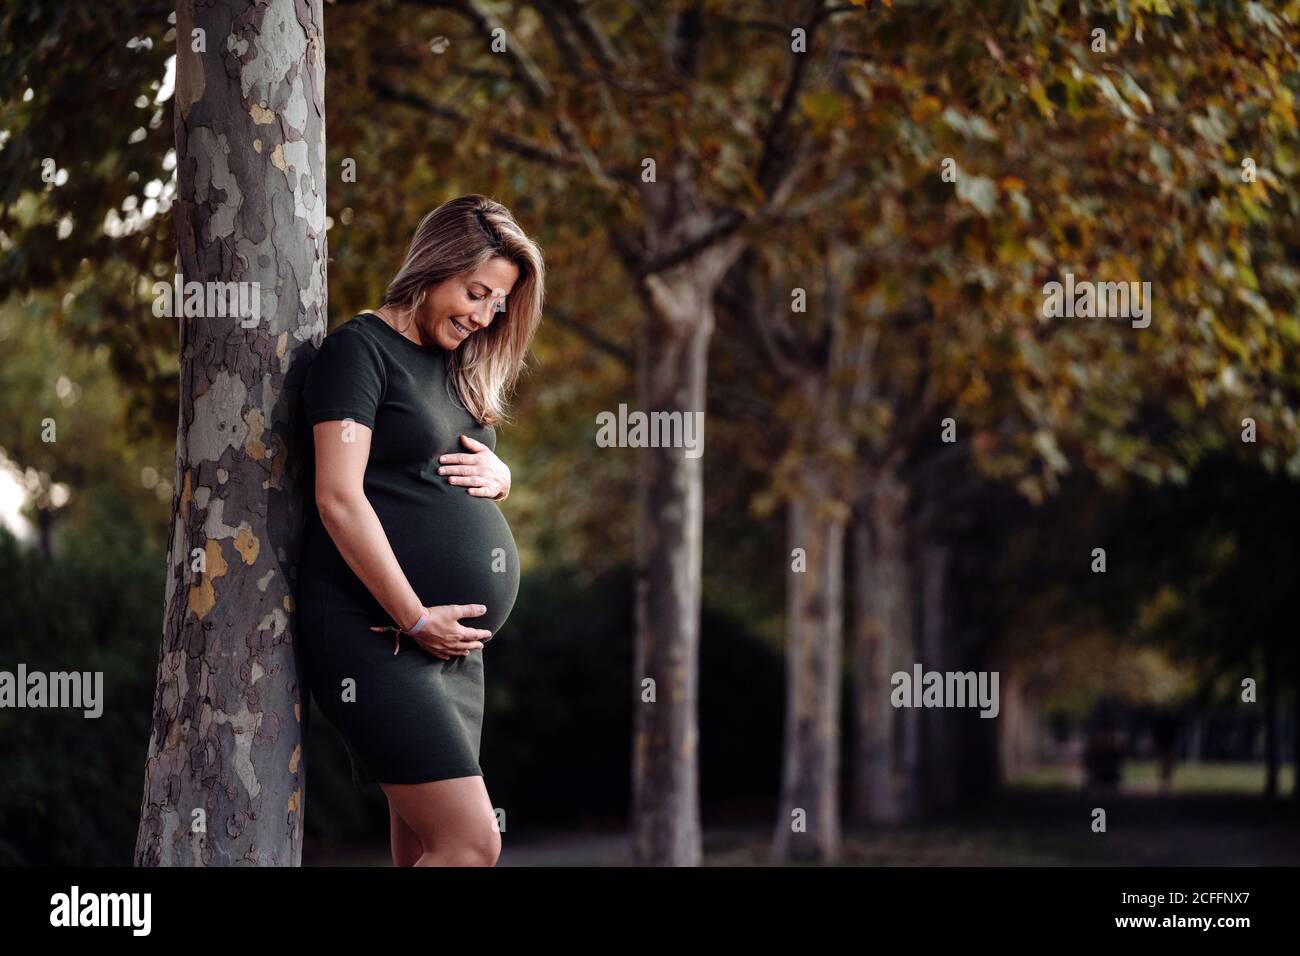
[{"xmin": 2, "ymin": 0, "xmax": 1299, "ymax": 866}]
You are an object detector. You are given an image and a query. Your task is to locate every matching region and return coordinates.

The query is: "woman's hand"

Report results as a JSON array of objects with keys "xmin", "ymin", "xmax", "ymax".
[
  {"xmin": 436, "ymin": 434, "xmax": 511, "ymax": 501},
  {"xmin": 409, "ymin": 604, "xmax": 493, "ymax": 660}
]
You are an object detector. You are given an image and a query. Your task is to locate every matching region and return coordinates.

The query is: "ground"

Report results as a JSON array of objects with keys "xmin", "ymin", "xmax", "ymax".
[{"xmin": 302, "ymin": 761, "xmax": 1300, "ymax": 866}]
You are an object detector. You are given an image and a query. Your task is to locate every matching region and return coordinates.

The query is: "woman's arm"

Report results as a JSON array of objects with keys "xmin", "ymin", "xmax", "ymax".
[{"xmin": 312, "ymin": 419, "xmax": 424, "ymax": 632}]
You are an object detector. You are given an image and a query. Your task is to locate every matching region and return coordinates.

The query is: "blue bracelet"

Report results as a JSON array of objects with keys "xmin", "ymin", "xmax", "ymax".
[{"xmin": 406, "ymin": 611, "xmax": 429, "ymax": 635}]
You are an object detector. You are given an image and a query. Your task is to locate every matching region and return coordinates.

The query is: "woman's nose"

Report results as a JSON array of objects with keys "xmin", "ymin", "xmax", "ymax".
[{"xmin": 475, "ymin": 296, "xmax": 504, "ymax": 325}]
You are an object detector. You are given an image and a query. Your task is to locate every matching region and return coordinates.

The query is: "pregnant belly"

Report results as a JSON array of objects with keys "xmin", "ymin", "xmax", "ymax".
[{"xmin": 385, "ymin": 497, "xmax": 520, "ymax": 636}]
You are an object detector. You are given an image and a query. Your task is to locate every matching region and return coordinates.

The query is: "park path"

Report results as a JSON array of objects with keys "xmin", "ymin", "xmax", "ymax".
[{"xmin": 304, "ymin": 789, "xmax": 1300, "ymax": 866}]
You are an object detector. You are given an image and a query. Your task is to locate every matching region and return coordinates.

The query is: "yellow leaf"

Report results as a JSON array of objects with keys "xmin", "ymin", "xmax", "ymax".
[{"xmin": 1028, "ymin": 79, "xmax": 1055, "ymax": 120}]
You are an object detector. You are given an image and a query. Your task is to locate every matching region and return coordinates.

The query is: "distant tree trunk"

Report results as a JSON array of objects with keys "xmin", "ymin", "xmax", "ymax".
[
  {"xmin": 630, "ymin": 308, "xmax": 707, "ymax": 868},
  {"xmin": 998, "ymin": 670, "xmax": 1035, "ymax": 784},
  {"xmin": 851, "ymin": 469, "xmax": 915, "ymax": 825},
  {"xmin": 1264, "ymin": 651, "xmax": 1279, "ymax": 800},
  {"xmin": 628, "ymin": 156, "xmax": 744, "ymax": 866},
  {"xmin": 135, "ymin": 0, "xmax": 326, "ymax": 866},
  {"xmin": 772, "ymin": 458, "xmax": 846, "ymax": 863},
  {"xmin": 1187, "ymin": 716, "xmax": 1203, "ymax": 763},
  {"xmin": 36, "ymin": 505, "xmax": 53, "ymax": 560},
  {"xmin": 1293, "ymin": 679, "xmax": 1300, "ymax": 804},
  {"xmin": 918, "ymin": 539, "xmax": 957, "ymax": 812}
]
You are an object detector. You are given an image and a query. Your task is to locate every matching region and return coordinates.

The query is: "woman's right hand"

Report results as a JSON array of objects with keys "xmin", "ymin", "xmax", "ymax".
[{"xmin": 410, "ymin": 604, "xmax": 492, "ymax": 660}]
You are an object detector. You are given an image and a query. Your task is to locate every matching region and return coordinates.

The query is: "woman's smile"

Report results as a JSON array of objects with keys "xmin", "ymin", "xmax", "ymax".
[{"xmin": 450, "ymin": 316, "xmax": 472, "ymax": 337}]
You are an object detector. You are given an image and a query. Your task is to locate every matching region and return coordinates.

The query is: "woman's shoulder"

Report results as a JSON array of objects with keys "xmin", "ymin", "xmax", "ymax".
[
  {"xmin": 302, "ymin": 315, "xmax": 389, "ymax": 426},
  {"xmin": 314, "ymin": 319, "xmax": 384, "ymax": 364},
  {"xmin": 327, "ymin": 311, "xmax": 379, "ymax": 339},
  {"xmin": 316, "ymin": 313, "xmax": 387, "ymax": 355},
  {"xmin": 306, "ymin": 315, "xmax": 389, "ymax": 382}
]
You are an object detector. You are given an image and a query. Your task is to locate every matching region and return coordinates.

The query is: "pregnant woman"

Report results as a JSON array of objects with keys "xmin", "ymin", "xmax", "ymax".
[{"xmin": 297, "ymin": 195, "xmax": 544, "ymax": 866}]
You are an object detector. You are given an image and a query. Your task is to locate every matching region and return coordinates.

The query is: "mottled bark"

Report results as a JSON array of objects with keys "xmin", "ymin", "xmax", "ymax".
[
  {"xmin": 135, "ymin": 0, "xmax": 327, "ymax": 866},
  {"xmin": 850, "ymin": 470, "xmax": 917, "ymax": 826},
  {"xmin": 772, "ymin": 467, "xmax": 846, "ymax": 864}
]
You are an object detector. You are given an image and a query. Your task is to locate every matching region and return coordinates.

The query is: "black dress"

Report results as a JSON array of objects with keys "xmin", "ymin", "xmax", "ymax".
[{"xmin": 297, "ymin": 311, "xmax": 520, "ymax": 786}]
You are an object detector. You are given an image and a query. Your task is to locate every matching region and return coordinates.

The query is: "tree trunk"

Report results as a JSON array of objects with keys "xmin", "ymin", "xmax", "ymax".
[
  {"xmin": 771, "ymin": 464, "xmax": 846, "ymax": 863},
  {"xmin": 1293, "ymin": 678, "xmax": 1300, "ymax": 804},
  {"xmin": 630, "ymin": 309, "xmax": 706, "ymax": 867},
  {"xmin": 918, "ymin": 540, "xmax": 956, "ymax": 812},
  {"xmin": 1264, "ymin": 651, "xmax": 1279, "ymax": 800},
  {"xmin": 135, "ymin": 0, "xmax": 326, "ymax": 866},
  {"xmin": 850, "ymin": 469, "xmax": 915, "ymax": 826},
  {"xmin": 36, "ymin": 505, "xmax": 53, "ymax": 560},
  {"xmin": 997, "ymin": 670, "xmax": 1033, "ymax": 784},
  {"xmin": 628, "ymin": 161, "xmax": 743, "ymax": 863}
]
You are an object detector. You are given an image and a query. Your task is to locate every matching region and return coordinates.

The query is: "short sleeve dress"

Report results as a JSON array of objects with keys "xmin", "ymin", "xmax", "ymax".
[{"xmin": 296, "ymin": 311, "xmax": 520, "ymax": 787}]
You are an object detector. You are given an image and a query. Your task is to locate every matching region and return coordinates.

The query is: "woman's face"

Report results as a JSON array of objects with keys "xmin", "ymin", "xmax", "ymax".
[{"xmin": 420, "ymin": 256, "xmax": 520, "ymax": 350}]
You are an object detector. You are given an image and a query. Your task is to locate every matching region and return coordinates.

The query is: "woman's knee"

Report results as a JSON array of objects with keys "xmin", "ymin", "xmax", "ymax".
[{"xmin": 440, "ymin": 822, "xmax": 500, "ymax": 866}]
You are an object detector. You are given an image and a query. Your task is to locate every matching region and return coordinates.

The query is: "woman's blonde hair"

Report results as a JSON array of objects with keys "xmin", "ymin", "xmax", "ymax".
[{"xmin": 380, "ymin": 195, "xmax": 545, "ymax": 426}]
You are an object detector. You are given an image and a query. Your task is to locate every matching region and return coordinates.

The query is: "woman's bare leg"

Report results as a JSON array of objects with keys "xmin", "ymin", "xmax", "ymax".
[
  {"xmin": 380, "ymin": 775, "xmax": 500, "ymax": 867},
  {"xmin": 387, "ymin": 798, "xmax": 424, "ymax": 867}
]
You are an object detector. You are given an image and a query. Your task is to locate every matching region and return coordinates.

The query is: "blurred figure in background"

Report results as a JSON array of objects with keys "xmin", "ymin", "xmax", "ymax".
[
  {"xmin": 1151, "ymin": 710, "xmax": 1181, "ymax": 796},
  {"xmin": 1083, "ymin": 710, "xmax": 1124, "ymax": 792}
]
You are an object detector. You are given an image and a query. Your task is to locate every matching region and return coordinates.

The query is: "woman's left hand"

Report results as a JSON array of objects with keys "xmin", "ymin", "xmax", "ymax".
[{"xmin": 437, "ymin": 434, "xmax": 511, "ymax": 500}]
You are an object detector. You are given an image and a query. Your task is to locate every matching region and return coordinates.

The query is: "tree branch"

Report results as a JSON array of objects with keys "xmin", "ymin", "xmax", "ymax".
[
  {"xmin": 461, "ymin": 0, "xmax": 554, "ymax": 102},
  {"xmin": 545, "ymin": 305, "xmax": 634, "ymax": 367},
  {"xmin": 553, "ymin": 0, "xmax": 624, "ymax": 71},
  {"xmin": 370, "ymin": 78, "xmax": 581, "ymax": 172},
  {"xmin": 528, "ymin": 0, "xmax": 636, "ymax": 146},
  {"xmin": 755, "ymin": 0, "xmax": 829, "ymax": 193}
]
